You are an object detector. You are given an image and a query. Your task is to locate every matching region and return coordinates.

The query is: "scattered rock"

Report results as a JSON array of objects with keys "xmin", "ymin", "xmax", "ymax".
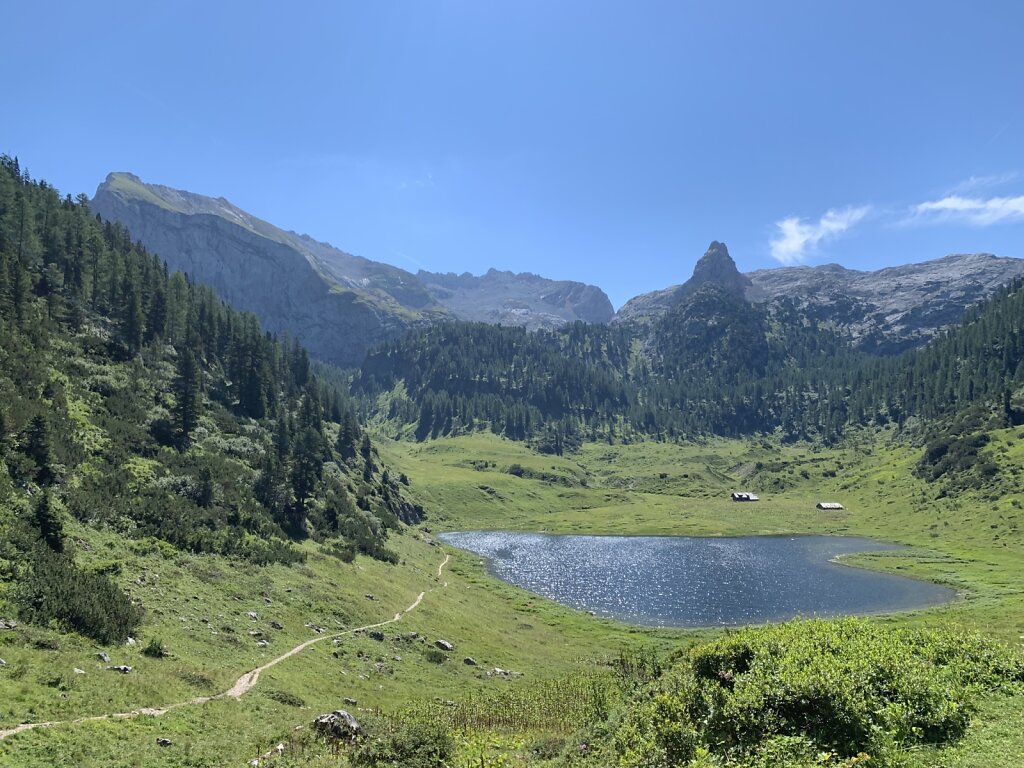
[
  {"xmin": 364, "ymin": 594, "xmax": 376, "ymax": 601},
  {"xmin": 343, "ymin": 697, "xmax": 358, "ymax": 706},
  {"xmin": 270, "ymin": 621, "xmax": 284, "ymax": 630},
  {"xmin": 463, "ymin": 657, "xmax": 477, "ymax": 666},
  {"xmin": 0, "ymin": 658, "xmax": 6, "ymax": 667},
  {"xmin": 247, "ymin": 612, "xmax": 259, "ymax": 620},
  {"xmin": 368, "ymin": 630, "xmax": 385, "ymax": 642},
  {"xmin": 311, "ymin": 710, "xmax": 361, "ymax": 743},
  {"xmin": 125, "ymin": 637, "xmax": 137, "ymax": 646},
  {"xmin": 156, "ymin": 737, "xmax": 173, "ymax": 747},
  {"xmin": 393, "ymin": 655, "xmax": 402, "ymax": 662},
  {"xmin": 0, "ymin": 618, "xmax": 17, "ymax": 630},
  {"xmin": 248, "ymin": 629, "xmax": 263, "ymax": 637},
  {"xmin": 488, "ymin": 667, "xmax": 515, "ymax": 678},
  {"xmin": 407, "ymin": 631, "xmax": 419, "ymax": 640},
  {"xmin": 106, "ymin": 665, "xmax": 133, "ymax": 674},
  {"xmin": 263, "ymin": 596, "xmax": 272, "ymax": 604},
  {"xmin": 73, "ymin": 668, "xmax": 85, "ymax": 675},
  {"xmin": 97, "ymin": 652, "xmax": 111, "ymax": 663},
  {"xmin": 305, "ymin": 623, "xmax": 325, "ymax": 634},
  {"xmin": 434, "ymin": 640, "xmax": 454, "ymax": 651},
  {"xmin": 257, "ymin": 640, "xmax": 270, "ymax": 648}
]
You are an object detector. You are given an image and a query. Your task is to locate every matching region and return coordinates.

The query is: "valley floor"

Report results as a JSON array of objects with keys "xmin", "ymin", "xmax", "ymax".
[{"xmin": 2, "ymin": 429, "xmax": 1023, "ymax": 766}]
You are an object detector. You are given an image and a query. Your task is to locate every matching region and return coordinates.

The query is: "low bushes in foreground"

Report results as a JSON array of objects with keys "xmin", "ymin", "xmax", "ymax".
[{"xmin": 613, "ymin": 618, "xmax": 1024, "ymax": 768}]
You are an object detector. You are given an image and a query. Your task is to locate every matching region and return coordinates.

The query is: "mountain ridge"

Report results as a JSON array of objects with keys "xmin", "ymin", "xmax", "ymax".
[
  {"xmin": 617, "ymin": 246, "xmax": 1024, "ymax": 353},
  {"xmin": 91, "ymin": 173, "xmax": 615, "ymax": 364},
  {"xmin": 93, "ymin": 173, "xmax": 1024, "ymax": 363}
]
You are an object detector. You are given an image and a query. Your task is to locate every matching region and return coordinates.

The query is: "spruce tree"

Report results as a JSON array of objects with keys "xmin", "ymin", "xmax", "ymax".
[{"xmin": 173, "ymin": 349, "xmax": 202, "ymax": 447}]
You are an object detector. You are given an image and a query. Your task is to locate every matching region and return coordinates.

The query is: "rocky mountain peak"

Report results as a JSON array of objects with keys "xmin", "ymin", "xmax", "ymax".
[{"xmin": 679, "ymin": 241, "xmax": 752, "ymax": 299}]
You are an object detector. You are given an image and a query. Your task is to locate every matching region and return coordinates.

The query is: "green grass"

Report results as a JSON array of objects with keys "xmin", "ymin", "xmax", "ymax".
[{"xmin": 3, "ymin": 429, "xmax": 1024, "ymax": 765}]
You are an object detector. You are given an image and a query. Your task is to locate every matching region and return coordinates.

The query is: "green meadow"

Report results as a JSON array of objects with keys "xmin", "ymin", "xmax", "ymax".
[{"xmin": 2, "ymin": 429, "xmax": 1023, "ymax": 766}]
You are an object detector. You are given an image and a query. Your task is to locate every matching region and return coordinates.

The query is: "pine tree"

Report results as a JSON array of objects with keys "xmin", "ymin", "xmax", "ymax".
[
  {"xmin": 173, "ymin": 349, "xmax": 202, "ymax": 447},
  {"xmin": 23, "ymin": 414, "xmax": 54, "ymax": 485},
  {"xmin": 32, "ymin": 489, "xmax": 64, "ymax": 552}
]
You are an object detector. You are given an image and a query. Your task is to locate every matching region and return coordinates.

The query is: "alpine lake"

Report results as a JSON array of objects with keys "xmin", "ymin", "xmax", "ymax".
[{"xmin": 439, "ymin": 532, "xmax": 955, "ymax": 627}]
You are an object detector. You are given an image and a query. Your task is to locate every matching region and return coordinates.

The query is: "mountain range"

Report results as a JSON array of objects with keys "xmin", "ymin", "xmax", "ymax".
[{"xmin": 92, "ymin": 173, "xmax": 1024, "ymax": 366}]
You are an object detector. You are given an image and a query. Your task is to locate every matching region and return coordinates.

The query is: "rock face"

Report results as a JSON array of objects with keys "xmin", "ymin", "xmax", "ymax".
[
  {"xmin": 91, "ymin": 173, "xmax": 449, "ymax": 367},
  {"xmin": 615, "ymin": 242, "xmax": 751, "ymax": 325},
  {"xmin": 745, "ymin": 253, "xmax": 1024, "ymax": 353},
  {"xmin": 417, "ymin": 268, "xmax": 614, "ymax": 329},
  {"xmin": 91, "ymin": 173, "xmax": 613, "ymax": 365},
  {"xmin": 616, "ymin": 244, "xmax": 1024, "ymax": 353}
]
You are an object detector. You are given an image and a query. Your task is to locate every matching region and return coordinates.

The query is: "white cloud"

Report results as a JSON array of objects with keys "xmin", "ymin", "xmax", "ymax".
[
  {"xmin": 770, "ymin": 206, "xmax": 870, "ymax": 265},
  {"xmin": 911, "ymin": 194, "xmax": 1024, "ymax": 226},
  {"xmin": 949, "ymin": 171, "xmax": 1018, "ymax": 194}
]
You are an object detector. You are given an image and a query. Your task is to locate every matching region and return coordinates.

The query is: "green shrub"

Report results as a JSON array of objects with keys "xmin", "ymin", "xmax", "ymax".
[
  {"xmin": 141, "ymin": 637, "xmax": 168, "ymax": 658},
  {"xmin": 263, "ymin": 688, "xmax": 306, "ymax": 708},
  {"xmin": 14, "ymin": 543, "xmax": 143, "ymax": 644},
  {"xmin": 615, "ymin": 619, "xmax": 1024, "ymax": 768},
  {"xmin": 352, "ymin": 720, "xmax": 454, "ymax": 768}
]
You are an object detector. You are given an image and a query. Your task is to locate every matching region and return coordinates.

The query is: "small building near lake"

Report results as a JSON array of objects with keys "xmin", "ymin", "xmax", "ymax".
[
  {"xmin": 731, "ymin": 492, "xmax": 759, "ymax": 502},
  {"xmin": 816, "ymin": 502, "xmax": 844, "ymax": 510}
]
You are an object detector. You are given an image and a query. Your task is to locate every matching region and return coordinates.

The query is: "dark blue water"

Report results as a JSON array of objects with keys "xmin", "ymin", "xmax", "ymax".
[{"xmin": 439, "ymin": 532, "xmax": 954, "ymax": 627}]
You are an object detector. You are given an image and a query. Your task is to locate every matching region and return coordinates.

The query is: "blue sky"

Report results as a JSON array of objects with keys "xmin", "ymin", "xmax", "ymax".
[{"xmin": 4, "ymin": 1, "xmax": 1023, "ymax": 308}]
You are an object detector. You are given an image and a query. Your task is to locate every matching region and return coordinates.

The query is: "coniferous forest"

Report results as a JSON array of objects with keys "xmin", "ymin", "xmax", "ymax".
[
  {"xmin": 356, "ymin": 273, "xmax": 1024, "ymax": 455},
  {"xmin": 0, "ymin": 158, "xmax": 420, "ymax": 642}
]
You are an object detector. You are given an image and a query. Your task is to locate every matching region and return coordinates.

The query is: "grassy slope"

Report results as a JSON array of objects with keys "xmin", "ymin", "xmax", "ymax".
[{"xmin": 3, "ymin": 429, "xmax": 1023, "ymax": 765}]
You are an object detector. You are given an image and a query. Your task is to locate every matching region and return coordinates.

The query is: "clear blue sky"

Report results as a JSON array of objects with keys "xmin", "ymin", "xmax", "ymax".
[{"xmin": 4, "ymin": 1, "xmax": 1023, "ymax": 308}]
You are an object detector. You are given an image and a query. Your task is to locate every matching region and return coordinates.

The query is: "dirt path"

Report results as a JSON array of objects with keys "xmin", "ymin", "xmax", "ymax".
[{"xmin": 0, "ymin": 553, "xmax": 451, "ymax": 743}]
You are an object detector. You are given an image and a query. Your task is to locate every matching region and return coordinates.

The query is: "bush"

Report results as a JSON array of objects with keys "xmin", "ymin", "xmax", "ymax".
[
  {"xmin": 352, "ymin": 720, "xmax": 454, "ymax": 768},
  {"xmin": 15, "ymin": 544, "xmax": 143, "ymax": 644},
  {"xmin": 614, "ymin": 619, "xmax": 1024, "ymax": 768},
  {"xmin": 141, "ymin": 638, "xmax": 168, "ymax": 658}
]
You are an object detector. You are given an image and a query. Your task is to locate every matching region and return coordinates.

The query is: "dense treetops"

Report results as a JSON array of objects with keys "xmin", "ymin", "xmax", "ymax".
[
  {"xmin": 357, "ymin": 266, "xmax": 1024, "ymax": 454},
  {"xmin": 0, "ymin": 156, "xmax": 419, "ymax": 641}
]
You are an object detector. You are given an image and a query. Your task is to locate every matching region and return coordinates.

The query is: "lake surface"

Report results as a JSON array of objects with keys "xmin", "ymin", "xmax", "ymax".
[{"xmin": 439, "ymin": 532, "xmax": 954, "ymax": 627}]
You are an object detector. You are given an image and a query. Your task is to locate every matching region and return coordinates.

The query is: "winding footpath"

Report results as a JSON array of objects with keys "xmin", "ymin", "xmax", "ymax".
[{"xmin": 0, "ymin": 553, "xmax": 450, "ymax": 743}]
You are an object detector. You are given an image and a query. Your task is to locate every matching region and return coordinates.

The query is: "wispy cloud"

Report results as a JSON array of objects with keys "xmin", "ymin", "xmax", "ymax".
[
  {"xmin": 398, "ymin": 172, "xmax": 434, "ymax": 191},
  {"xmin": 770, "ymin": 206, "xmax": 871, "ymax": 265},
  {"xmin": 910, "ymin": 194, "xmax": 1024, "ymax": 226},
  {"xmin": 948, "ymin": 171, "xmax": 1018, "ymax": 194}
]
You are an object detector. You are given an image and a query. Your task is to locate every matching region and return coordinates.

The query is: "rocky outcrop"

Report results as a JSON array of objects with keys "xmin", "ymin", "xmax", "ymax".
[
  {"xmin": 91, "ymin": 173, "xmax": 448, "ymax": 367},
  {"xmin": 616, "ymin": 242, "xmax": 752, "ymax": 325},
  {"xmin": 616, "ymin": 244, "xmax": 1024, "ymax": 353},
  {"xmin": 90, "ymin": 173, "xmax": 614, "ymax": 365},
  {"xmin": 416, "ymin": 268, "xmax": 614, "ymax": 329},
  {"xmin": 745, "ymin": 253, "xmax": 1024, "ymax": 353}
]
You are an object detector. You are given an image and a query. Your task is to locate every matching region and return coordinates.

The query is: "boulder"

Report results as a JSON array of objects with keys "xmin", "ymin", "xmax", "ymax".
[
  {"xmin": 463, "ymin": 657, "xmax": 477, "ymax": 666},
  {"xmin": 156, "ymin": 738, "xmax": 173, "ymax": 747},
  {"xmin": 0, "ymin": 658, "xmax": 6, "ymax": 667},
  {"xmin": 97, "ymin": 652, "xmax": 111, "ymax": 663},
  {"xmin": 368, "ymin": 630, "xmax": 385, "ymax": 642},
  {"xmin": 0, "ymin": 618, "xmax": 17, "ymax": 630},
  {"xmin": 311, "ymin": 710, "xmax": 361, "ymax": 743},
  {"xmin": 434, "ymin": 639, "xmax": 454, "ymax": 651},
  {"xmin": 106, "ymin": 665, "xmax": 133, "ymax": 674},
  {"xmin": 247, "ymin": 612, "xmax": 259, "ymax": 620},
  {"xmin": 270, "ymin": 621, "xmax": 284, "ymax": 630},
  {"xmin": 73, "ymin": 668, "xmax": 85, "ymax": 675}
]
